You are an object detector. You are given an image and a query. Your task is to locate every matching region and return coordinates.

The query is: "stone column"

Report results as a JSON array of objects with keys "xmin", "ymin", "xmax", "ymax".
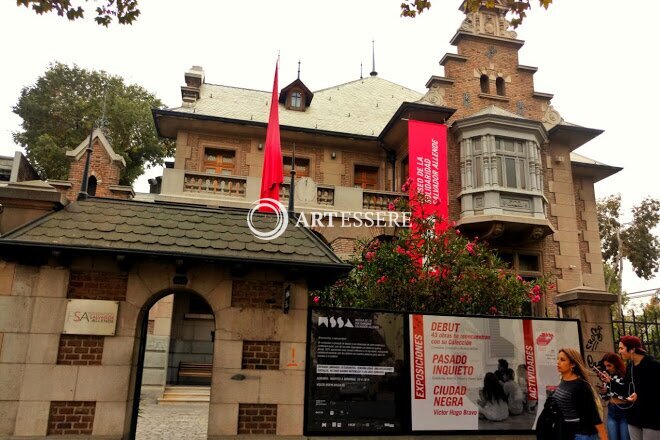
[{"xmin": 554, "ymin": 287, "xmax": 618, "ymax": 369}]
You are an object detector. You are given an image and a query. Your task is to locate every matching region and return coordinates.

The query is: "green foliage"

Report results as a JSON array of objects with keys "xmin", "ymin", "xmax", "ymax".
[
  {"xmin": 401, "ymin": 0, "xmax": 552, "ymax": 27},
  {"xmin": 597, "ymin": 194, "xmax": 660, "ymax": 280},
  {"xmin": 13, "ymin": 62, "xmax": 174, "ymax": 185},
  {"xmin": 16, "ymin": 0, "xmax": 140, "ymax": 26},
  {"xmin": 312, "ymin": 193, "xmax": 552, "ymax": 315}
]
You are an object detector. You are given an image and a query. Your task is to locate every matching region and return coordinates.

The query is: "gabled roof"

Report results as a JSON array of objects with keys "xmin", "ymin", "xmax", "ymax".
[
  {"xmin": 158, "ymin": 76, "xmax": 424, "ymax": 138},
  {"xmin": 0, "ymin": 198, "xmax": 349, "ymax": 271},
  {"xmin": 66, "ymin": 129, "xmax": 126, "ymax": 167}
]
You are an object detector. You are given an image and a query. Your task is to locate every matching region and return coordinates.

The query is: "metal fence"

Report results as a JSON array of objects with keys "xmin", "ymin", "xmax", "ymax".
[{"xmin": 612, "ymin": 309, "xmax": 660, "ymax": 358}]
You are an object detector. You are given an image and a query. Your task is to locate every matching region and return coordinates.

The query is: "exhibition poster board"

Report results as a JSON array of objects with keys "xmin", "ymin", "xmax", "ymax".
[
  {"xmin": 304, "ymin": 307, "xmax": 581, "ymax": 435},
  {"xmin": 304, "ymin": 308, "xmax": 405, "ymax": 435},
  {"xmin": 409, "ymin": 314, "xmax": 580, "ymax": 433}
]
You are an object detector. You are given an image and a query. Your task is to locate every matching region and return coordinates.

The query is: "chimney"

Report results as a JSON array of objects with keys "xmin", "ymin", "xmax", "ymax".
[{"xmin": 181, "ymin": 66, "xmax": 205, "ymax": 107}]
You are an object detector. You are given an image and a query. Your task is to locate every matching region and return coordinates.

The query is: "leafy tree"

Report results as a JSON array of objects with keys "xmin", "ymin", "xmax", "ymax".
[
  {"xmin": 16, "ymin": 0, "xmax": 139, "ymax": 26},
  {"xmin": 13, "ymin": 63, "xmax": 174, "ymax": 185},
  {"xmin": 312, "ymin": 191, "xmax": 551, "ymax": 315},
  {"xmin": 401, "ymin": 0, "xmax": 553, "ymax": 27},
  {"xmin": 598, "ymin": 195, "xmax": 660, "ymax": 316}
]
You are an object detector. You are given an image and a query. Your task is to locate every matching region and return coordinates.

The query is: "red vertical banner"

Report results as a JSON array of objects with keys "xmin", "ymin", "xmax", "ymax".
[
  {"xmin": 522, "ymin": 319, "xmax": 539, "ymax": 403},
  {"xmin": 407, "ymin": 120, "xmax": 448, "ymax": 230},
  {"xmin": 411, "ymin": 314, "xmax": 426, "ymax": 399},
  {"xmin": 259, "ymin": 59, "xmax": 283, "ymax": 211}
]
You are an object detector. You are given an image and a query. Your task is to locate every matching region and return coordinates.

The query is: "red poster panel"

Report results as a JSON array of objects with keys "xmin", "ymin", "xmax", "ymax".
[{"xmin": 407, "ymin": 120, "xmax": 448, "ymax": 230}]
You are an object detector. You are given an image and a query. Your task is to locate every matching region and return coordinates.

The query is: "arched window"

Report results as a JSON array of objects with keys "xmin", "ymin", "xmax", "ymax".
[
  {"xmin": 496, "ymin": 77, "xmax": 506, "ymax": 96},
  {"xmin": 87, "ymin": 175, "xmax": 97, "ymax": 196},
  {"xmin": 290, "ymin": 91, "xmax": 302, "ymax": 109},
  {"xmin": 480, "ymin": 75, "xmax": 490, "ymax": 94}
]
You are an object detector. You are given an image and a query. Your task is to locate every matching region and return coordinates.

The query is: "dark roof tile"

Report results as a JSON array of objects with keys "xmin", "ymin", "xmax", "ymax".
[{"xmin": 2, "ymin": 198, "xmax": 346, "ymax": 268}]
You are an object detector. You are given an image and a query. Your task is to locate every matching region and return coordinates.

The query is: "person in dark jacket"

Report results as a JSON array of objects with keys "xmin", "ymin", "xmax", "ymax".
[
  {"xmin": 617, "ymin": 336, "xmax": 660, "ymax": 440},
  {"xmin": 553, "ymin": 348, "xmax": 606, "ymax": 440}
]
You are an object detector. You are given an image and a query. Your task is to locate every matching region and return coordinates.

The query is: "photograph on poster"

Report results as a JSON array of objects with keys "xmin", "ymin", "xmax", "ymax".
[
  {"xmin": 305, "ymin": 309, "xmax": 405, "ymax": 435},
  {"xmin": 409, "ymin": 314, "xmax": 580, "ymax": 432}
]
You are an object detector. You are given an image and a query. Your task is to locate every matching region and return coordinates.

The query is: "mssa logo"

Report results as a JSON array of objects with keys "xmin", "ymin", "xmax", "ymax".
[{"xmin": 317, "ymin": 316, "xmax": 354, "ymax": 329}]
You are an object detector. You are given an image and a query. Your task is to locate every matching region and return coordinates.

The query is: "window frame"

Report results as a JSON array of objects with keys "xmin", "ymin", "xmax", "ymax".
[{"xmin": 203, "ymin": 147, "xmax": 236, "ymax": 176}]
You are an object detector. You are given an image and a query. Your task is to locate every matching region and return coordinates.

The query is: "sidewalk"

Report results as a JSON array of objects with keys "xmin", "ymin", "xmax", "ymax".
[{"xmin": 135, "ymin": 401, "xmax": 209, "ymax": 440}]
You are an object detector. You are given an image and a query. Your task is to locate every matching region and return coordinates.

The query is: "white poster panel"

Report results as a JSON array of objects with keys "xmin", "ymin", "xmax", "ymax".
[
  {"xmin": 63, "ymin": 299, "xmax": 119, "ymax": 336},
  {"xmin": 409, "ymin": 314, "xmax": 579, "ymax": 432}
]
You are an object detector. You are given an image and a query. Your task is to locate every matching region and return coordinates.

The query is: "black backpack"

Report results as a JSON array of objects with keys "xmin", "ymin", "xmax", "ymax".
[{"xmin": 536, "ymin": 397, "xmax": 570, "ymax": 440}]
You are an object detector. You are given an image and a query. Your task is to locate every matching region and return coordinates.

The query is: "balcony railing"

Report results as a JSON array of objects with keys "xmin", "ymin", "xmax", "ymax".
[
  {"xmin": 183, "ymin": 172, "xmax": 246, "ymax": 198},
  {"xmin": 362, "ymin": 190, "xmax": 407, "ymax": 211},
  {"xmin": 279, "ymin": 183, "xmax": 335, "ymax": 206}
]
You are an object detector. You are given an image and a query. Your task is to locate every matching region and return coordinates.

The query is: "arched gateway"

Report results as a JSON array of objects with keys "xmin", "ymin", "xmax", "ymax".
[{"xmin": 0, "ymin": 198, "xmax": 349, "ymax": 438}]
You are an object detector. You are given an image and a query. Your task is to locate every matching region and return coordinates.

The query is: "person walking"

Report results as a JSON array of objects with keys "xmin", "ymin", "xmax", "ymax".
[
  {"xmin": 553, "ymin": 348, "xmax": 606, "ymax": 440},
  {"xmin": 597, "ymin": 352, "xmax": 630, "ymax": 440},
  {"xmin": 617, "ymin": 336, "xmax": 660, "ymax": 440}
]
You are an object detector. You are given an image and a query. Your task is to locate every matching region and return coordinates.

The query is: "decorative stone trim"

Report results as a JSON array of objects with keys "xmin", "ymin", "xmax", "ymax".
[
  {"xmin": 57, "ymin": 335, "xmax": 104, "ymax": 365},
  {"xmin": 242, "ymin": 341, "xmax": 280, "ymax": 370},
  {"xmin": 67, "ymin": 270, "xmax": 128, "ymax": 301},
  {"xmin": 47, "ymin": 401, "xmax": 96, "ymax": 436},
  {"xmin": 231, "ymin": 280, "xmax": 283, "ymax": 309},
  {"xmin": 237, "ymin": 403, "xmax": 277, "ymax": 435}
]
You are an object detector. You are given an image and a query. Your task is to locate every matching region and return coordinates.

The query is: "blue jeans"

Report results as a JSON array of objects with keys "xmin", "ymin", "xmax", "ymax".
[
  {"xmin": 607, "ymin": 408, "xmax": 630, "ymax": 440},
  {"xmin": 575, "ymin": 434, "xmax": 599, "ymax": 440}
]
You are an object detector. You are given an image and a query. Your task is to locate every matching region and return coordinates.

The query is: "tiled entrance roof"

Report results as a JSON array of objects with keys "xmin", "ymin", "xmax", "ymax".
[{"xmin": 0, "ymin": 198, "xmax": 348, "ymax": 269}]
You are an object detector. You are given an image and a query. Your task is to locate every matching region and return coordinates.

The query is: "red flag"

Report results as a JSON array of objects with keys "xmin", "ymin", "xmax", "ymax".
[
  {"xmin": 408, "ymin": 120, "xmax": 449, "ymax": 232},
  {"xmin": 259, "ymin": 59, "xmax": 284, "ymax": 211}
]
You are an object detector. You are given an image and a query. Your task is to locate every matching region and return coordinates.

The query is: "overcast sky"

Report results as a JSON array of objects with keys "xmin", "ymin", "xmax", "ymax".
[{"xmin": 0, "ymin": 0, "xmax": 657, "ymax": 307}]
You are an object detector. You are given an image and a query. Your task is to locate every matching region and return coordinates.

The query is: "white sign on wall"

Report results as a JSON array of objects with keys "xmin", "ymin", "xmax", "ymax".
[{"xmin": 63, "ymin": 299, "xmax": 120, "ymax": 336}]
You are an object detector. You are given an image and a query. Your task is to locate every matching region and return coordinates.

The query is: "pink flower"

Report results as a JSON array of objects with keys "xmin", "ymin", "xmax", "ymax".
[
  {"xmin": 387, "ymin": 202, "xmax": 395, "ymax": 211},
  {"xmin": 429, "ymin": 268, "xmax": 440, "ymax": 278},
  {"xmin": 531, "ymin": 294, "xmax": 541, "ymax": 303},
  {"xmin": 357, "ymin": 264, "xmax": 364, "ymax": 270},
  {"xmin": 377, "ymin": 275, "xmax": 388, "ymax": 284},
  {"xmin": 459, "ymin": 296, "xmax": 465, "ymax": 303},
  {"xmin": 466, "ymin": 242, "xmax": 475, "ymax": 255},
  {"xmin": 313, "ymin": 296, "xmax": 320, "ymax": 304},
  {"xmin": 489, "ymin": 306, "xmax": 498, "ymax": 315},
  {"xmin": 365, "ymin": 252, "xmax": 375, "ymax": 261},
  {"xmin": 396, "ymin": 246, "xmax": 407, "ymax": 255},
  {"xmin": 531, "ymin": 284, "xmax": 541, "ymax": 295},
  {"xmin": 548, "ymin": 284, "xmax": 556, "ymax": 290},
  {"xmin": 409, "ymin": 277, "xmax": 417, "ymax": 284},
  {"xmin": 516, "ymin": 275, "xmax": 523, "ymax": 282},
  {"xmin": 455, "ymin": 229, "xmax": 461, "ymax": 235},
  {"xmin": 441, "ymin": 267, "xmax": 449, "ymax": 279}
]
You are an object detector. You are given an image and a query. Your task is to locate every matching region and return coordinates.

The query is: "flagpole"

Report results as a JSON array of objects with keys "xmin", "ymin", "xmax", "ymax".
[{"xmin": 288, "ymin": 142, "xmax": 296, "ymax": 215}]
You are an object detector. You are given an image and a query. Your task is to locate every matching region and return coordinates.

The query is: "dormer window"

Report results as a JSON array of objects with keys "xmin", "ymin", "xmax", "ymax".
[
  {"xmin": 480, "ymin": 75, "xmax": 490, "ymax": 94},
  {"xmin": 279, "ymin": 78, "xmax": 313, "ymax": 111},
  {"xmin": 289, "ymin": 91, "xmax": 303, "ymax": 110},
  {"xmin": 496, "ymin": 77, "xmax": 506, "ymax": 96}
]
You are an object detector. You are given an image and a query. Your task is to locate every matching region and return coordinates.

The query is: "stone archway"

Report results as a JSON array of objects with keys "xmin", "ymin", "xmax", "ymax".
[{"xmin": 129, "ymin": 288, "xmax": 216, "ymax": 440}]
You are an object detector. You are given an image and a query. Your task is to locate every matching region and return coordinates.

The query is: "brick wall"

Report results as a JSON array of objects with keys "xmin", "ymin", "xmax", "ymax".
[
  {"xmin": 232, "ymin": 280, "xmax": 282, "ymax": 309},
  {"xmin": 242, "ymin": 341, "xmax": 280, "ymax": 370},
  {"xmin": 67, "ymin": 270, "xmax": 128, "ymax": 301},
  {"xmin": 47, "ymin": 401, "xmax": 96, "ymax": 436},
  {"xmin": 57, "ymin": 335, "xmax": 104, "ymax": 365},
  {"xmin": 237, "ymin": 404, "xmax": 277, "ymax": 435}
]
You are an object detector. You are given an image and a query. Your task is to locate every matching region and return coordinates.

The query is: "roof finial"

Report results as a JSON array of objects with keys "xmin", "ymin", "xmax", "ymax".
[
  {"xmin": 370, "ymin": 39, "xmax": 377, "ymax": 77},
  {"xmin": 297, "ymin": 59, "xmax": 301, "ymax": 80}
]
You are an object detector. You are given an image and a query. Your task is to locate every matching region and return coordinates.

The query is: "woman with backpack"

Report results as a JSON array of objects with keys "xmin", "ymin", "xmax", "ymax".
[
  {"xmin": 597, "ymin": 353, "xmax": 630, "ymax": 440},
  {"xmin": 552, "ymin": 348, "xmax": 606, "ymax": 440}
]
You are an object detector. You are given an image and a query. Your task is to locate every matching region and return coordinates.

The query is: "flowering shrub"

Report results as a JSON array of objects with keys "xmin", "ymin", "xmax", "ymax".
[{"xmin": 312, "ymin": 191, "xmax": 552, "ymax": 316}]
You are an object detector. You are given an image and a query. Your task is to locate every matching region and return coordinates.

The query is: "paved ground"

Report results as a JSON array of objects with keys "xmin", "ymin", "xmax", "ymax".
[{"xmin": 135, "ymin": 402, "xmax": 209, "ymax": 440}]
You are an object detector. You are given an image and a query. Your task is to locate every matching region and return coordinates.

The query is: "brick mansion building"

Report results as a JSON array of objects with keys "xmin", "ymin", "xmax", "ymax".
[{"xmin": 0, "ymin": 1, "xmax": 620, "ymax": 438}]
